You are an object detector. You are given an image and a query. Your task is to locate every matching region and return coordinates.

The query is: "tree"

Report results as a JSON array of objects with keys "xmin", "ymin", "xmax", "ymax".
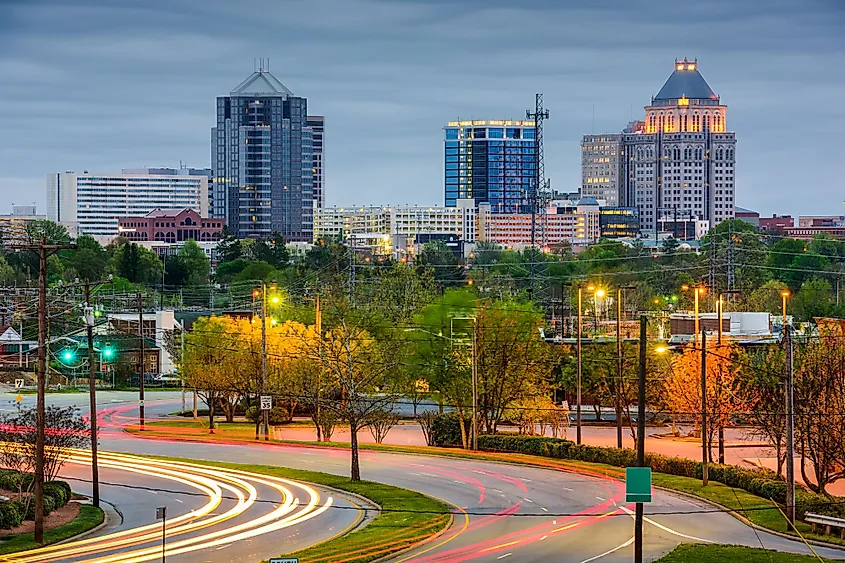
[
  {"xmin": 214, "ymin": 259, "xmax": 250, "ymax": 284},
  {"xmin": 736, "ymin": 345, "xmax": 788, "ymax": 477},
  {"xmin": 235, "ymin": 261, "xmax": 277, "ymax": 282},
  {"xmin": 793, "ymin": 278, "xmax": 837, "ymax": 321},
  {"xmin": 702, "ymin": 219, "xmax": 768, "ymax": 292},
  {"xmin": 110, "ymin": 242, "xmax": 163, "ymax": 284},
  {"xmin": 0, "ymin": 255, "xmax": 17, "ymax": 285},
  {"xmin": 364, "ymin": 262, "xmax": 437, "ymax": 323},
  {"xmin": 416, "ymin": 240, "xmax": 464, "ymax": 286},
  {"xmin": 794, "ymin": 322, "xmax": 845, "ymax": 495},
  {"xmin": 0, "ymin": 406, "xmax": 89, "ymax": 511},
  {"xmin": 250, "ymin": 233, "xmax": 290, "ymax": 269},
  {"xmin": 178, "ymin": 239, "xmax": 210, "ymax": 286},
  {"xmin": 25, "ymin": 220, "xmax": 71, "ymax": 245},
  {"xmin": 747, "ymin": 280, "xmax": 789, "ymax": 315},
  {"xmin": 216, "ymin": 226, "xmax": 242, "ymax": 263},
  {"xmin": 298, "ymin": 299, "xmax": 405, "ymax": 480},
  {"xmin": 663, "ymin": 343, "xmax": 741, "ymax": 460},
  {"xmin": 66, "ymin": 235, "xmax": 109, "ymax": 281}
]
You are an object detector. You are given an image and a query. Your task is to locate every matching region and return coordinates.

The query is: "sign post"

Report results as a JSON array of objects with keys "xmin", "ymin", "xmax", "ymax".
[{"xmin": 155, "ymin": 506, "xmax": 166, "ymax": 562}]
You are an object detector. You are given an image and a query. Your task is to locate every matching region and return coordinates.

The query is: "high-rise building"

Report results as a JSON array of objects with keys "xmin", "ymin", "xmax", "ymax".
[
  {"xmin": 47, "ymin": 169, "xmax": 208, "ymax": 241},
  {"xmin": 307, "ymin": 116, "xmax": 325, "ymax": 210},
  {"xmin": 0, "ymin": 204, "xmax": 46, "ymax": 245},
  {"xmin": 443, "ymin": 120, "xmax": 536, "ymax": 213},
  {"xmin": 620, "ymin": 58, "xmax": 736, "ymax": 231},
  {"xmin": 581, "ymin": 134, "xmax": 623, "ymax": 206},
  {"xmin": 211, "ymin": 65, "xmax": 313, "ymax": 241}
]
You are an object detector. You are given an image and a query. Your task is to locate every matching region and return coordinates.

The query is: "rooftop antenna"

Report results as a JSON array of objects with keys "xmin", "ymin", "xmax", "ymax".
[
  {"xmin": 267, "ymin": 58, "xmax": 270, "ymax": 71},
  {"xmin": 254, "ymin": 58, "xmax": 256, "ymax": 72},
  {"xmin": 592, "ymin": 104, "xmax": 595, "ymax": 134}
]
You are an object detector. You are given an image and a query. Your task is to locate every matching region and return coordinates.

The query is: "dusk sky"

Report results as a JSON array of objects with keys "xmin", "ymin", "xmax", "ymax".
[{"xmin": 1, "ymin": 0, "xmax": 843, "ymax": 217}]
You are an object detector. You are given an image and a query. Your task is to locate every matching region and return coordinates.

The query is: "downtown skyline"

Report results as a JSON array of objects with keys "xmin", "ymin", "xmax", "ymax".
[{"xmin": 1, "ymin": 0, "xmax": 843, "ymax": 218}]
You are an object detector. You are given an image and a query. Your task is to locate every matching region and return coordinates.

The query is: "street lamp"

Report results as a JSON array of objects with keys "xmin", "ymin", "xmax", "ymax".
[
  {"xmin": 682, "ymin": 285, "xmax": 706, "ymax": 346},
  {"xmin": 256, "ymin": 283, "xmax": 280, "ymax": 441},
  {"xmin": 781, "ymin": 290, "xmax": 790, "ymax": 331}
]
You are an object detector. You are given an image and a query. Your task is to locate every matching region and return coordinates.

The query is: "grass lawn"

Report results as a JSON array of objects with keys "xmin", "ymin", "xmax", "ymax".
[
  {"xmin": 0, "ymin": 504, "xmax": 104, "ymax": 554},
  {"xmin": 144, "ymin": 456, "xmax": 452, "ymax": 563},
  {"xmin": 657, "ymin": 544, "xmax": 837, "ymax": 562}
]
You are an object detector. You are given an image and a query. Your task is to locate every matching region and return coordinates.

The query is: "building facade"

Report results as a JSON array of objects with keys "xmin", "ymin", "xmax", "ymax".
[
  {"xmin": 621, "ymin": 58, "xmax": 736, "ymax": 232},
  {"xmin": 758, "ymin": 214, "xmax": 794, "ymax": 232},
  {"xmin": 599, "ymin": 206, "xmax": 639, "ymax": 238},
  {"xmin": 117, "ymin": 208, "xmax": 224, "ymax": 243},
  {"xmin": 212, "ymin": 66, "xmax": 314, "ymax": 241},
  {"xmin": 47, "ymin": 169, "xmax": 208, "ymax": 241},
  {"xmin": 0, "ymin": 204, "xmax": 46, "ymax": 245},
  {"xmin": 581, "ymin": 134, "xmax": 623, "ymax": 206},
  {"xmin": 307, "ymin": 116, "xmax": 325, "ymax": 210},
  {"xmin": 444, "ymin": 120, "xmax": 536, "ymax": 213}
]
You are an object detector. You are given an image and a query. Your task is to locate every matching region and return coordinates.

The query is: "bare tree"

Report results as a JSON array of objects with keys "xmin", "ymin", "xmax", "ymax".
[
  {"xmin": 367, "ymin": 408, "xmax": 400, "ymax": 444},
  {"xmin": 0, "ymin": 406, "xmax": 88, "ymax": 512},
  {"xmin": 417, "ymin": 409, "xmax": 438, "ymax": 446}
]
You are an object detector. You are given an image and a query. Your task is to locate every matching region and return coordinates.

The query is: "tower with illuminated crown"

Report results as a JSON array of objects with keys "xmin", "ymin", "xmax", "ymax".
[{"xmin": 621, "ymin": 58, "xmax": 736, "ymax": 232}]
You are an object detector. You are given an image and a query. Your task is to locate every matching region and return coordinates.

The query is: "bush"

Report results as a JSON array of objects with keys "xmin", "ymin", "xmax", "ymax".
[
  {"xmin": 430, "ymin": 413, "xmax": 470, "ymax": 447},
  {"xmin": 44, "ymin": 481, "xmax": 71, "ymax": 508},
  {"xmin": 0, "ymin": 469, "xmax": 31, "ymax": 492},
  {"xmin": 25, "ymin": 494, "xmax": 56, "ymax": 519},
  {"xmin": 0, "ymin": 501, "xmax": 23, "ymax": 529},
  {"xmin": 245, "ymin": 406, "xmax": 289, "ymax": 425}
]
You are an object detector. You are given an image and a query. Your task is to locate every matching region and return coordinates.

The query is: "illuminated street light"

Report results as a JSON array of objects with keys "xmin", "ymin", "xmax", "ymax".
[
  {"xmin": 781, "ymin": 290, "xmax": 790, "ymax": 331},
  {"xmin": 271, "ymin": 296, "xmax": 280, "ymax": 304}
]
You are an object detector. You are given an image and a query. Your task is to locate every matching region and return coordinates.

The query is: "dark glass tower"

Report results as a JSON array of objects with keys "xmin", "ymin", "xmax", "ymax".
[
  {"xmin": 443, "ymin": 120, "xmax": 536, "ymax": 213},
  {"xmin": 212, "ymin": 66, "xmax": 313, "ymax": 241}
]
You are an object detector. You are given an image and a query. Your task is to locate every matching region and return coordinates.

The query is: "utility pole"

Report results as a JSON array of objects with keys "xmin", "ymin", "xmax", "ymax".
[
  {"xmin": 634, "ymin": 315, "xmax": 647, "ymax": 563},
  {"xmin": 616, "ymin": 289, "xmax": 623, "ymax": 449},
  {"xmin": 700, "ymin": 327, "xmax": 709, "ymax": 486},
  {"xmin": 576, "ymin": 285, "xmax": 583, "ymax": 445},
  {"xmin": 180, "ymin": 321, "xmax": 186, "ymax": 415},
  {"xmin": 260, "ymin": 282, "xmax": 269, "ymax": 441},
  {"xmin": 526, "ymin": 93, "xmax": 549, "ymax": 300},
  {"xmin": 7, "ymin": 236, "xmax": 75, "ymax": 544},
  {"xmin": 313, "ymin": 294, "xmax": 323, "ymax": 441},
  {"xmin": 471, "ymin": 321, "xmax": 479, "ymax": 451},
  {"xmin": 348, "ymin": 235, "xmax": 356, "ymax": 304},
  {"xmin": 784, "ymin": 325, "xmax": 796, "ymax": 525},
  {"xmin": 85, "ymin": 281, "xmax": 102, "ymax": 508},
  {"xmin": 138, "ymin": 293, "xmax": 145, "ymax": 431}
]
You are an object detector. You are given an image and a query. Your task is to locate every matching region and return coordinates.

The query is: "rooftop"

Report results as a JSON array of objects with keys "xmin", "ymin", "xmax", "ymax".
[
  {"xmin": 230, "ymin": 69, "xmax": 294, "ymax": 97},
  {"xmin": 653, "ymin": 58, "xmax": 718, "ymax": 101}
]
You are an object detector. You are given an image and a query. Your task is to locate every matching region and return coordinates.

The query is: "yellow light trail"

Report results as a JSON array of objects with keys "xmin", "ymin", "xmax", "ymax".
[{"xmin": 5, "ymin": 450, "xmax": 342, "ymax": 563}]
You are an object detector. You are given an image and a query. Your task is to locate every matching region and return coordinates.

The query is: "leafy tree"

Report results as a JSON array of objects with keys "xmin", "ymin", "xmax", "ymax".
[
  {"xmin": 66, "ymin": 235, "xmax": 108, "ymax": 281},
  {"xmin": 702, "ymin": 219, "xmax": 768, "ymax": 292},
  {"xmin": 214, "ymin": 259, "xmax": 250, "ymax": 284},
  {"xmin": 747, "ymin": 280, "xmax": 789, "ymax": 315},
  {"xmin": 110, "ymin": 242, "xmax": 163, "ymax": 284},
  {"xmin": 177, "ymin": 239, "xmax": 210, "ymax": 286},
  {"xmin": 25, "ymin": 220, "xmax": 70, "ymax": 245},
  {"xmin": 793, "ymin": 278, "xmax": 837, "ymax": 321},
  {"xmin": 767, "ymin": 238, "xmax": 805, "ymax": 272},
  {"xmin": 416, "ymin": 240, "xmax": 464, "ymax": 286},
  {"xmin": 235, "ymin": 261, "xmax": 277, "ymax": 282},
  {"xmin": 0, "ymin": 255, "xmax": 16, "ymax": 285},
  {"xmin": 216, "ymin": 226, "xmax": 242, "ymax": 263},
  {"xmin": 363, "ymin": 262, "xmax": 437, "ymax": 323},
  {"xmin": 250, "ymin": 233, "xmax": 290, "ymax": 269}
]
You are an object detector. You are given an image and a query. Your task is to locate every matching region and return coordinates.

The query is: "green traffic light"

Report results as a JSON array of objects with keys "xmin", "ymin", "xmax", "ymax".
[
  {"xmin": 62, "ymin": 350, "xmax": 75, "ymax": 362},
  {"xmin": 104, "ymin": 348, "xmax": 114, "ymax": 359}
]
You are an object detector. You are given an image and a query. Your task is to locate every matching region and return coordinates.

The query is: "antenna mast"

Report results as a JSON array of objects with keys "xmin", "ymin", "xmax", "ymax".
[{"xmin": 526, "ymin": 93, "xmax": 550, "ymax": 300}]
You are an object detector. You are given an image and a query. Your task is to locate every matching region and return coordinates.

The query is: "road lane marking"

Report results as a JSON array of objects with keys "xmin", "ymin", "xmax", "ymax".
[
  {"xmin": 497, "ymin": 553, "xmax": 513, "ymax": 559},
  {"xmin": 541, "ymin": 507, "xmax": 548, "ymax": 512},
  {"xmin": 580, "ymin": 536, "xmax": 634, "ymax": 563},
  {"xmin": 540, "ymin": 535, "xmax": 548, "ymax": 541},
  {"xmin": 620, "ymin": 506, "xmax": 713, "ymax": 543},
  {"xmin": 482, "ymin": 540, "xmax": 520, "ymax": 552}
]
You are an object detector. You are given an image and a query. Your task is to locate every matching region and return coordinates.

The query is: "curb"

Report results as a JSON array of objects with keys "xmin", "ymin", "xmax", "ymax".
[
  {"xmin": 652, "ymin": 484, "xmax": 845, "ymax": 553},
  {"xmin": 51, "ymin": 499, "xmax": 110, "ymax": 546}
]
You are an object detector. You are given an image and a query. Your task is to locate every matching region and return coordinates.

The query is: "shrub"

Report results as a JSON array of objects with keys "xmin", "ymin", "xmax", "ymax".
[
  {"xmin": 0, "ymin": 501, "xmax": 23, "ymax": 529},
  {"xmin": 25, "ymin": 495, "xmax": 55, "ymax": 519},
  {"xmin": 44, "ymin": 481, "xmax": 71, "ymax": 508},
  {"xmin": 430, "ymin": 413, "xmax": 470, "ymax": 447},
  {"xmin": 0, "ymin": 469, "xmax": 31, "ymax": 492},
  {"xmin": 245, "ymin": 406, "xmax": 289, "ymax": 425}
]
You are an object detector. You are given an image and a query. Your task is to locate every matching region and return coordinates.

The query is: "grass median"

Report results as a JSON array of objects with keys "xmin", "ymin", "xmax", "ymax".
[
  {"xmin": 141, "ymin": 456, "xmax": 452, "ymax": 563},
  {"xmin": 0, "ymin": 504, "xmax": 104, "ymax": 555},
  {"xmin": 657, "ymin": 544, "xmax": 837, "ymax": 562}
]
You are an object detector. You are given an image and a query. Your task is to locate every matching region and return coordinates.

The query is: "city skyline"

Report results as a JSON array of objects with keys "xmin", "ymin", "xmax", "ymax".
[{"xmin": 2, "ymin": 0, "xmax": 843, "ymax": 218}]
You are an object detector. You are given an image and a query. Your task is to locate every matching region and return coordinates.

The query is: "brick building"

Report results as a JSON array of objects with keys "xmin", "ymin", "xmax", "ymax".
[{"xmin": 117, "ymin": 208, "xmax": 224, "ymax": 243}]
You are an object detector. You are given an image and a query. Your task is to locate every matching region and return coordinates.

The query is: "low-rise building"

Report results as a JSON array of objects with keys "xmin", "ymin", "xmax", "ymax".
[
  {"xmin": 758, "ymin": 214, "xmax": 794, "ymax": 232},
  {"xmin": 117, "ymin": 208, "xmax": 224, "ymax": 243},
  {"xmin": 0, "ymin": 204, "xmax": 47, "ymax": 245}
]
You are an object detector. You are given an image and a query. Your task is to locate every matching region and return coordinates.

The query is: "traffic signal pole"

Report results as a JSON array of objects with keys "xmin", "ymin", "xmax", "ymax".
[{"xmin": 84, "ymin": 282, "xmax": 100, "ymax": 508}]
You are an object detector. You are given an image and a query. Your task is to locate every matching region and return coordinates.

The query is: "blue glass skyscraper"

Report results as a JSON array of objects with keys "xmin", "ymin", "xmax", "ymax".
[
  {"xmin": 443, "ymin": 120, "xmax": 536, "ymax": 213},
  {"xmin": 212, "ymin": 65, "xmax": 313, "ymax": 241}
]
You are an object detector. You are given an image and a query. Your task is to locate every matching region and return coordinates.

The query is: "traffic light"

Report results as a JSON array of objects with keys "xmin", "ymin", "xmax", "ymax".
[
  {"xmin": 102, "ymin": 343, "xmax": 115, "ymax": 361},
  {"xmin": 61, "ymin": 349, "xmax": 76, "ymax": 364}
]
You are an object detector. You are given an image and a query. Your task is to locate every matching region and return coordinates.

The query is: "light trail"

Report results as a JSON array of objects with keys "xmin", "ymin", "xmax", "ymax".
[{"xmin": 5, "ymin": 450, "xmax": 341, "ymax": 563}]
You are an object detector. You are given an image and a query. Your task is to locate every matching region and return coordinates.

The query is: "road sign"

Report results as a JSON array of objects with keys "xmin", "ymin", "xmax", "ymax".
[
  {"xmin": 625, "ymin": 467, "xmax": 652, "ymax": 503},
  {"xmin": 260, "ymin": 395, "xmax": 273, "ymax": 411},
  {"xmin": 561, "ymin": 400, "xmax": 569, "ymax": 410},
  {"xmin": 14, "ymin": 379, "xmax": 24, "ymax": 389},
  {"xmin": 15, "ymin": 394, "xmax": 22, "ymax": 404},
  {"xmin": 269, "ymin": 559, "xmax": 299, "ymax": 563},
  {"xmin": 156, "ymin": 506, "xmax": 167, "ymax": 520}
]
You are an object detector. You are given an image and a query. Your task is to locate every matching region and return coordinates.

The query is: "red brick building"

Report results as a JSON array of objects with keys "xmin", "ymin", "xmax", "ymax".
[
  {"xmin": 758, "ymin": 214, "xmax": 794, "ymax": 233},
  {"xmin": 117, "ymin": 208, "xmax": 224, "ymax": 243}
]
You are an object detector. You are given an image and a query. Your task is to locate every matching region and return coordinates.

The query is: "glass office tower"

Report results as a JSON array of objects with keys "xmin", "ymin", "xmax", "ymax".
[
  {"xmin": 443, "ymin": 120, "xmax": 536, "ymax": 213},
  {"xmin": 212, "ymin": 66, "xmax": 313, "ymax": 241}
]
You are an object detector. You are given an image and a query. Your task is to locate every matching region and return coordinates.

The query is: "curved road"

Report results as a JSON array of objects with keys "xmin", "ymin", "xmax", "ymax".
[{"xmin": 7, "ymin": 391, "xmax": 845, "ymax": 562}]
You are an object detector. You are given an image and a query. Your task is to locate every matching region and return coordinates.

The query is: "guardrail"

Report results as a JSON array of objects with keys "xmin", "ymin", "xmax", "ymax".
[{"xmin": 805, "ymin": 512, "xmax": 845, "ymax": 539}]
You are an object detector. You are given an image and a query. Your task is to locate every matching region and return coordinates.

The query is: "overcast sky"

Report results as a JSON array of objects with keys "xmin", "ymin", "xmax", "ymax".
[{"xmin": 1, "ymin": 0, "xmax": 843, "ymax": 217}]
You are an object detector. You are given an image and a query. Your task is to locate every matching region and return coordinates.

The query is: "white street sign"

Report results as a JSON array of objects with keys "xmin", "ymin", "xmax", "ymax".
[
  {"xmin": 14, "ymin": 379, "xmax": 24, "ymax": 389},
  {"xmin": 260, "ymin": 395, "xmax": 273, "ymax": 411}
]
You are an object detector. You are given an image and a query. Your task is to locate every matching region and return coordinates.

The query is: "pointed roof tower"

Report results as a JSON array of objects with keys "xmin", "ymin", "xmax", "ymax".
[
  {"xmin": 230, "ymin": 67, "xmax": 294, "ymax": 97},
  {"xmin": 653, "ymin": 58, "xmax": 718, "ymax": 102}
]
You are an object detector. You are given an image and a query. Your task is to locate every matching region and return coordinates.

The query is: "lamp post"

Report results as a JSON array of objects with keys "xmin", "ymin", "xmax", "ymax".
[
  {"xmin": 577, "ymin": 284, "xmax": 583, "ymax": 445},
  {"xmin": 615, "ymin": 285, "xmax": 635, "ymax": 449},
  {"xmin": 682, "ymin": 285, "xmax": 706, "ymax": 346},
  {"xmin": 717, "ymin": 290, "xmax": 740, "ymax": 345},
  {"xmin": 255, "ymin": 283, "xmax": 277, "ymax": 442},
  {"xmin": 781, "ymin": 290, "xmax": 790, "ymax": 332}
]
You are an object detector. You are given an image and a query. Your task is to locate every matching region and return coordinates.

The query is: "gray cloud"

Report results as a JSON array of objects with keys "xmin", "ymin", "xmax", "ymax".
[{"xmin": 0, "ymin": 0, "xmax": 843, "ymax": 217}]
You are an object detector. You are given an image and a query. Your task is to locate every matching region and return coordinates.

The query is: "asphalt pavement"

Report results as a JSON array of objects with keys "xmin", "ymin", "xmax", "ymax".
[{"xmin": 7, "ymin": 391, "xmax": 845, "ymax": 562}]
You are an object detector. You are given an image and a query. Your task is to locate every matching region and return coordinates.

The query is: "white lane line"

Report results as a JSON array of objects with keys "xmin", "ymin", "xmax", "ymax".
[
  {"xmin": 175, "ymin": 499, "xmax": 184, "ymax": 504},
  {"xmin": 553, "ymin": 520, "xmax": 557, "ymax": 525},
  {"xmin": 619, "ymin": 506, "xmax": 713, "ymax": 543},
  {"xmin": 541, "ymin": 507, "xmax": 548, "ymax": 512},
  {"xmin": 215, "ymin": 544, "xmax": 232, "ymax": 551},
  {"xmin": 579, "ymin": 536, "xmax": 634, "ymax": 563},
  {"xmin": 497, "ymin": 553, "xmax": 512, "ymax": 559},
  {"xmin": 563, "ymin": 487, "xmax": 573, "ymax": 492},
  {"xmin": 492, "ymin": 488, "xmax": 504, "ymax": 494},
  {"xmin": 524, "ymin": 498, "xmax": 533, "ymax": 503},
  {"xmin": 419, "ymin": 472, "xmax": 438, "ymax": 478},
  {"xmin": 595, "ymin": 496, "xmax": 605, "ymax": 501},
  {"xmin": 540, "ymin": 535, "xmax": 548, "ymax": 541}
]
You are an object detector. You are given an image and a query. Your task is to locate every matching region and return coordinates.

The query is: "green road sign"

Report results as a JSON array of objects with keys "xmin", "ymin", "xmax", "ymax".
[
  {"xmin": 625, "ymin": 467, "xmax": 652, "ymax": 503},
  {"xmin": 269, "ymin": 559, "xmax": 299, "ymax": 563}
]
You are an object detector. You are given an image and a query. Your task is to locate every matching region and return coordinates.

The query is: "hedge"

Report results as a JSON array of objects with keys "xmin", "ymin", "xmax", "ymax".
[
  {"xmin": 0, "ymin": 470, "xmax": 72, "ymax": 528},
  {"xmin": 245, "ymin": 406, "xmax": 290, "ymax": 426},
  {"xmin": 476, "ymin": 434, "xmax": 845, "ymax": 520},
  {"xmin": 0, "ymin": 501, "xmax": 23, "ymax": 529}
]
